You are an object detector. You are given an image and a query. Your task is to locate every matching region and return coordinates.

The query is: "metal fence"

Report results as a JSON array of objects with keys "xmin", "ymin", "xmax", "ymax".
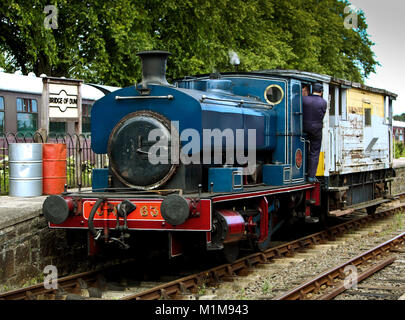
[{"xmin": 0, "ymin": 131, "xmax": 108, "ymax": 195}]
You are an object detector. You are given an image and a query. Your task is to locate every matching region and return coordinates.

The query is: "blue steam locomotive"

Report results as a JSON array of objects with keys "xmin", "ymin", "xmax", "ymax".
[{"xmin": 43, "ymin": 51, "xmax": 394, "ymax": 262}]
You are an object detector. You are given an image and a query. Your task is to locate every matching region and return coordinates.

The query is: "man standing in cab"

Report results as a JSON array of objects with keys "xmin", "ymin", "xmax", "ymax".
[{"xmin": 303, "ymin": 83, "xmax": 327, "ymax": 183}]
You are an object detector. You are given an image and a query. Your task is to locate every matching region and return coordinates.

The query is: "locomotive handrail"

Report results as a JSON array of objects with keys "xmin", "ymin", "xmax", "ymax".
[
  {"xmin": 115, "ymin": 95, "xmax": 174, "ymax": 100},
  {"xmin": 200, "ymin": 95, "xmax": 273, "ymax": 108}
]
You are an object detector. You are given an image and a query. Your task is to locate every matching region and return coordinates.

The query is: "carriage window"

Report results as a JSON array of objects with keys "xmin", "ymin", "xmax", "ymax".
[
  {"xmin": 264, "ymin": 85, "xmax": 284, "ymax": 105},
  {"xmin": 364, "ymin": 108, "xmax": 372, "ymax": 127},
  {"xmin": 0, "ymin": 97, "xmax": 4, "ymax": 133},
  {"xmin": 16, "ymin": 98, "xmax": 38, "ymax": 134},
  {"xmin": 82, "ymin": 103, "xmax": 92, "ymax": 136}
]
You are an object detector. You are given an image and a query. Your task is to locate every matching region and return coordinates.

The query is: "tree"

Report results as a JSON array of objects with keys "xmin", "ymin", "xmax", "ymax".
[
  {"xmin": 0, "ymin": 0, "xmax": 154, "ymax": 85},
  {"xmin": 0, "ymin": 0, "xmax": 378, "ymax": 86},
  {"xmin": 394, "ymin": 113, "xmax": 405, "ymax": 122},
  {"xmin": 263, "ymin": 0, "xmax": 377, "ymax": 82}
]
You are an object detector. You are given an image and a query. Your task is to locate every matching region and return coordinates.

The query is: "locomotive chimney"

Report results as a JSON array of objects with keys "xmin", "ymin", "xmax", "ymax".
[{"xmin": 136, "ymin": 50, "xmax": 171, "ymax": 87}]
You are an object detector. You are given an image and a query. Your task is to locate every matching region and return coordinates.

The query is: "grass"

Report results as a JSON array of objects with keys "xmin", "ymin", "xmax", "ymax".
[
  {"xmin": 0, "ymin": 168, "xmax": 8, "ymax": 194},
  {"xmin": 236, "ymin": 287, "xmax": 249, "ymax": 300},
  {"xmin": 197, "ymin": 284, "xmax": 207, "ymax": 296},
  {"xmin": 1, "ymin": 285, "xmax": 10, "ymax": 293},
  {"xmin": 378, "ymin": 210, "xmax": 405, "ymax": 237},
  {"xmin": 261, "ymin": 279, "xmax": 273, "ymax": 295},
  {"xmin": 22, "ymin": 274, "xmax": 44, "ymax": 288},
  {"xmin": 390, "ymin": 211, "xmax": 405, "ymax": 233}
]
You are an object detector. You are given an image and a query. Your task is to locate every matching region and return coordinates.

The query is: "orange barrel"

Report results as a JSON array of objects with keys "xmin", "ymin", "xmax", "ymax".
[{"xmin": 42, "ymin": 143, "xmax": 67, "ymax": 195}]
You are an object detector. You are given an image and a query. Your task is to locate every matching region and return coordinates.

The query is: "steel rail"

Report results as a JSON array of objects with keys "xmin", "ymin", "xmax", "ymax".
[
  {"xmin": 275, "ymin": 232, "xmax": 405, "ymax": 300},
  {"xmin": 121, "ymin": 202, "xmax": 405, "ymax": 300},
  {"xmin": 317, "ymin": 257, "xmax": 396, "ymax": 300},
  {"xmin": 0, "ymin": 269, "xmax": 99, "ymax": 300}
]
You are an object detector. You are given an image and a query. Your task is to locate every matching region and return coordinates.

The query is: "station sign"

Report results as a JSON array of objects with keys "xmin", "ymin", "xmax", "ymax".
[{"xmin": 48, "ymin": 83, "xmax": 79, "ymax": 118}]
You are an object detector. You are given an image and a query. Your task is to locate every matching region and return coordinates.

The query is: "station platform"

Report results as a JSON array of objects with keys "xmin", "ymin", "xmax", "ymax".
[
  {"xmin": 0, "ymin": 189, "xmax": 91, "ymax": 289},
  {"xmin": 0, "ymin": 195, "xmax": 46, "ymax": 231},
  {"xmin": 0, "ymin": 187, "xmax": 89, "ymax": 231}
]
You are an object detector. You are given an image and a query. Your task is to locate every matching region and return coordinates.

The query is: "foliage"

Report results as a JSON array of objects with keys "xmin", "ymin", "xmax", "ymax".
[
  {"xmin": 22, "ymin": 273, "xmax": 45, "ymax": 288},
  {"xmin": 394, "ymin": 113, "xmax": 405, "ymax": 122},
  {"xmin": 0, "ymin": 166, "xmax": 8, "ymax": 194},
  {"xmin": 378, "ymin": 211, "xmax": 404, "ymax": 237},
  {"xmin": 0, "ymin": 152, "xmax": 8, "ymax": 194},
  {"xmin": 394, "ymin": 141, "xmax": 405, "ymax": 159},
  {"xmin": 261, "ymin": 279, "xmax": 273, "ymax": 294},
  {"xmin": 66, "ymin": 155, "xmax": 94, "ymax": 186},
  {"xmin": 0, "ymin": 0, "xmax": 378, "ymax": 86}
]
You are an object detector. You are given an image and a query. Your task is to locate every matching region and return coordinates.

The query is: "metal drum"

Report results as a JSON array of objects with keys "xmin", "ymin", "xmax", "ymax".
[
  {"xmin": 42, "ymin": 143, "xmax": 67, "ymax": 195},
  {"xmin": 9, "ymin": 143, "xmax": 43, "ymax": 197}
]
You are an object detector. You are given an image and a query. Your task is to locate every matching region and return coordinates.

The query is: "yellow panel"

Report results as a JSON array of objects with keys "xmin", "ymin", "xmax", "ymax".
[
  {"xmin": 316, "ymin": 151, "xmax": 324, "ymax": 177},
  {"xmin": 346, "ymin": 88, "xmax": 384, "ymax": 118}
]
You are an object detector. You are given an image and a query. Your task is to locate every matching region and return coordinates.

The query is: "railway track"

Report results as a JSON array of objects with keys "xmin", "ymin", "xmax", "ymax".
[
  {"xmin": 0, "ymin": 199, "xmax": 404, "ymax": 301},
  {"xmin": 275, "ymin": 232, "xmax": 405, "ymax": 300},
  {"xmin": 334, "ymin": 245, "xmax": 405, "ymax": 300}
]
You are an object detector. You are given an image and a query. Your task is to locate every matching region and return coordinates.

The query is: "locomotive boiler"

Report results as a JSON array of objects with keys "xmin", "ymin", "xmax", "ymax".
[{"xmin": 43, "ymin": 50, "xmax": 396, "ymax": 262}]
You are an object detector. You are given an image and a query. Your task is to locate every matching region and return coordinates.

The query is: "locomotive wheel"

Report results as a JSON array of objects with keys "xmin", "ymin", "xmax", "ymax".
[
  {"xmin": 216, "ymin": 243, "xmax": 239, "ymax": 264},
  {"xmin": 366, "ymin": 205, "xmax": 378, "ymax": 215},
  {"xmin": 312, "ymin": 204, "xmax": 329, "ymax": 229}
]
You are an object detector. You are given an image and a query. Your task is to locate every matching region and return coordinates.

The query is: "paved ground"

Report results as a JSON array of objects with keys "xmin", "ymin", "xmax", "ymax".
[
  {"xmin": 0, "ymin": 195, "xmax": 47, "ymax": 229},
  {"xmin": 0, "ymin": 187, "xmax": 92, "ymax": 230}
]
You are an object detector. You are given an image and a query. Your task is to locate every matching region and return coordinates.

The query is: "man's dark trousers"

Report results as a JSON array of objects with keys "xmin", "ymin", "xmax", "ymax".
[
  {"xmin": 302, "ymin": 94, "xmax": 327, "ymax": 179},
  {"xmin": 306, "ymin": 128, "xmax": 322, "ymax": 178}
]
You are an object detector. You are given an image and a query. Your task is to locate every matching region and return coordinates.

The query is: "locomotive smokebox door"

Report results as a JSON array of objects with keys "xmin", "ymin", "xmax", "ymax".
[{"xmin": 108, "ymin": 110, "xmax": 178, "ymax": 190}]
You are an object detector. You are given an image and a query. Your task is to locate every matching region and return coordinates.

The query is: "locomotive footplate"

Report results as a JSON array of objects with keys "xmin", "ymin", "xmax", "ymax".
[{"xmin": 203, "ymin": 182, "xmax": 319, "ymax": 204}]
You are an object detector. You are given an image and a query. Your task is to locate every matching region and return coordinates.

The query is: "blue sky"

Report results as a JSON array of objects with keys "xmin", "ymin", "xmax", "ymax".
[{"xmin": 350, "ymin": 0, "xmax": 405, "ymax": 115}]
